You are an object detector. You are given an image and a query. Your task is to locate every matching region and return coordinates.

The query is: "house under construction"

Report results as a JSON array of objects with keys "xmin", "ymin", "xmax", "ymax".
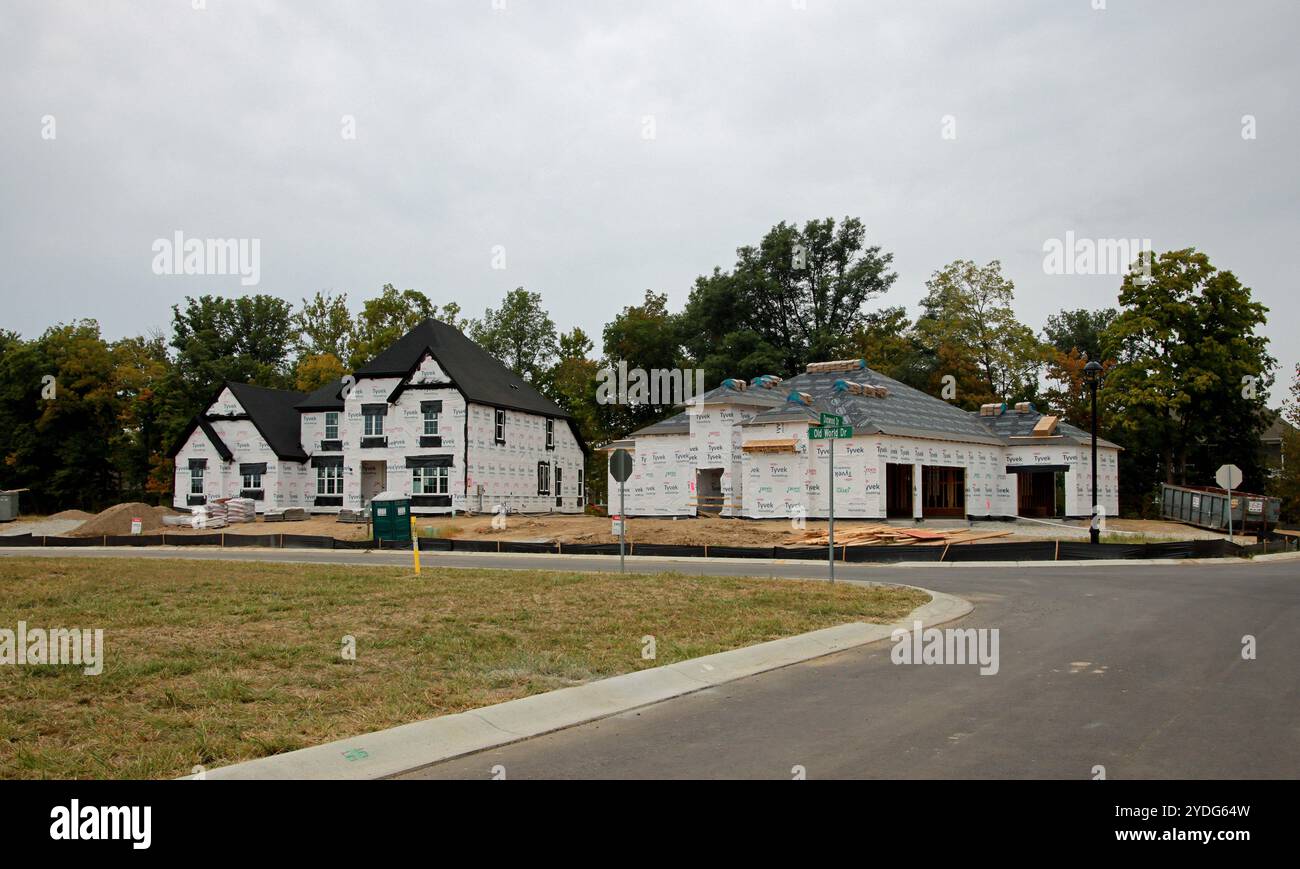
[{"xmin": 603, "ymin": 360, "xmax": 1120, "ymax": 521}]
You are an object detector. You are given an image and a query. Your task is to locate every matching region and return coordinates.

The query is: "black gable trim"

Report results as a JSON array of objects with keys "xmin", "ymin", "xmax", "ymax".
[{"xmin": 196, "ymin": 418, "xmax": 234, "ymax": 462}]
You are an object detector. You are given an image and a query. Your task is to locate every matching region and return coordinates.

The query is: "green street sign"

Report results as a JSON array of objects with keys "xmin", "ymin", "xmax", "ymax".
[
  {"xmin": 808, "ymin": 425, "xmax": 853, "ymax": 440},
  {"xmin": 819, "ymin": 413, "xmax": 844, "ymax": 427}
]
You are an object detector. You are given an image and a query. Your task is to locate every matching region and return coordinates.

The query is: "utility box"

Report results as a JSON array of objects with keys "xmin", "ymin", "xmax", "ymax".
[
  {"xmin": 0, "ymin": 490, "xmax": 19, "ymax": 522},
  {"xmin": 369, "ymin": 491, "xmax": 412, "ymax": 544}
]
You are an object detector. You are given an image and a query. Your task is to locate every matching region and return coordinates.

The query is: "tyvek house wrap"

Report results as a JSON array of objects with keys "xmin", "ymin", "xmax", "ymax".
[
  {"xmin": 606, "ymin": 434, "xmax": 696, "ymax": 517},
  {"xmin": 172, "ymin": 386, "xmax": 302, "ymax": 513}
]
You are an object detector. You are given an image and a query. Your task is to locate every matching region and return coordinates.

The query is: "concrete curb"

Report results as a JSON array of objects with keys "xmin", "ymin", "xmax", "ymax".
[{"xmin": 190, "ymin": 588, "xmax": 972, "ymax": 780}]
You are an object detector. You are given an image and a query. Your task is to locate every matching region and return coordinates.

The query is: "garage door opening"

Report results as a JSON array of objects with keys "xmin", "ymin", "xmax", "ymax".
[
  {"xmin": 1016, "ymin": 470, "xmax": 1063, "ymax": 518},
  {"xmin": 921, "ymin": 465, "xmax": 965, "ymax": 518},
  {"xmin": 886, "ymin": 463, "xmax": 914, "ymax": 518}
]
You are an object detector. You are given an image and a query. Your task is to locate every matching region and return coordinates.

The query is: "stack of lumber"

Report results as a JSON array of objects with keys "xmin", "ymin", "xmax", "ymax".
[
  {"xmin": 784, "ymin": 524, "xmax": 1013, "ymax": 547},
  {"xmin": 337, "ymin": 508, "xmax": 369, "ymax": 524}
]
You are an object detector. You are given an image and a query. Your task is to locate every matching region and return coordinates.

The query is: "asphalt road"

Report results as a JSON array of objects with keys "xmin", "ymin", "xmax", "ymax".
[{"xmin": 3, "ymin": 547, "xmax": 1296, "ymax": 779}]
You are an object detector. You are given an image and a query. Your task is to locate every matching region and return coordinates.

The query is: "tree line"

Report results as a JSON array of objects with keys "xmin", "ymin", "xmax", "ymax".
[{"xmin": 0, "ymin": 216, "xmax": 1286, "ymax": 516}]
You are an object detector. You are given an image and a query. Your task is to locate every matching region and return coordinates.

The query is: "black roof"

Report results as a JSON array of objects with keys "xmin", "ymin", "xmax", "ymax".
[
  {"xmin": 224, "ymin": 382, "xmax": 309, "ymax": 460},
  {"xmin": 353, "ymin": 318, "xmax": 569, "ymax": 418},
  {"xmin": 296, "ymin": 378, "xmax": 347, "ymax": 411}
]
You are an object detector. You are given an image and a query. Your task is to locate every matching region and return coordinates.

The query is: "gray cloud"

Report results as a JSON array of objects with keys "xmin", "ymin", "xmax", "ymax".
[{"xmin": 2, "ymin": 0, "xmax": 1295, "ymax": 399}]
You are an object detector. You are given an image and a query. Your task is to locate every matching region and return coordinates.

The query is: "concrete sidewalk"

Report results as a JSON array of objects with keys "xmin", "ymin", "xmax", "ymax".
[{"xmin": 189, "ymin": 587, "xmax": 972, "ymax": 780}]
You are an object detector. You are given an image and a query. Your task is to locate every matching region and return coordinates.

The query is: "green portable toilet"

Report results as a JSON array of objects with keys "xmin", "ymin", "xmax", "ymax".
[
  {"xmin": 370, "ymin": 491, "xmax": 412, "ymax": 545},
  {"xmin": 0, "ymin": 490, "xmax": 21, "ymax": 522}
]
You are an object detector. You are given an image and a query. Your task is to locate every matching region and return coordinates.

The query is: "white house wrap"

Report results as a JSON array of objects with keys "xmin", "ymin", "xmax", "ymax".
[
  {"xmin": 172, "ymin": 319, "xmax": 587, "ymax": 516},
  {"xmin": 606, "ymin": 362, "xmax": 1120, "ymax": 521}
]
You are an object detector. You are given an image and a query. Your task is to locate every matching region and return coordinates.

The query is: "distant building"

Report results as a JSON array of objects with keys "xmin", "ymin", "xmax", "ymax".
[
  {"xmin": 605, "ymin": 360, "xmax": 1121, "ymax": 520},
  {"xmin": 1261, "ymin": 408, "xmax": 1298, "ymax": 474},
  {"xmin": 170, "ymin": 319, "xmax": 587, "ymax": 515}
]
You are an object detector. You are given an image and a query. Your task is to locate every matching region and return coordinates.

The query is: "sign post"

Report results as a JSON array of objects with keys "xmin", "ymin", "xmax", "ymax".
[
  {"xmin": 810, "ymin": 414, "xmax": 850, "ymax": 583},
  {"xmin": 1216, "ymin": 463, "xmax": 1243, "ymax": 544},
  {"xmin": 610, "ymin": 448, "xmax": 634, "ymax": 574},
  {"xmin": 411, "ymin": 514, "xmax": 421, "ymax": 576}
]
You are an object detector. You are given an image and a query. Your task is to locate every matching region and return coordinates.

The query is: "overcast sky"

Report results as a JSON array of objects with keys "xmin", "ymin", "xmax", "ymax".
[{"xmin": 2, "ymin": 1, "xmax": 1296, "ymax": 401}]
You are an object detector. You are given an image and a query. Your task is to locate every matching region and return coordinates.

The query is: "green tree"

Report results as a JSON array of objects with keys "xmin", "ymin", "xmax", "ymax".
[
  {"xmin": 294, "ymin": 352, "xmax": 347, "ymax": 392},
  {"xmin": 1043, "ymin": 308, "xmax": 1118, "ymax": 360},
  {"xmin": 1106, "ymin": 248, "xmax": 1274, "ymax": 496},
  {"xmin": 294, "ymin": 291, "xmax": 352, "ymax": 360},
  {"xmin": 913, "ymin": 260, "xmax": 1046, "ymax": 409},
  {"xmin": 111, "ymin": 332, "xmax": 171, "ymax": 502},
  {"xmin": 469, "ymin": 287, "xmax": 558, "ymax": 382},
  {"xmin": 348, "ymin": 284, "xmax": 436, "ymax": 368},
  {"xmin": 844, "ymin": 306, "xmax": 932, "ymax": 388},
  {"xmin": 679, "ymin": 217, "xmax": 897, "ymax": 376}
]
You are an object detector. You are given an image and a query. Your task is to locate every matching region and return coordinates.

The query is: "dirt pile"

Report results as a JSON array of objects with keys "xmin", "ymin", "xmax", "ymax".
[
  {"xmin": 69, "ymin": 503, "xmax": 179, "ymax": 537},
  {"xmin": 50, "ymin": 509, "xmax": 95, "ymax": 521}
]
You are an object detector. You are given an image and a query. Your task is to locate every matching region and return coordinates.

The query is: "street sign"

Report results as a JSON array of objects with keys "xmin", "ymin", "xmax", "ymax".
[
  {"xmin": 1215, "ymin": 464, "xmax": 1242, "ymax": 491},
  {"xmin": 610, "ymin": 448, "xmax": 633, "ymax": 573},
  {"xmin": 610, "ymin": 449, "xmax": 634, "ymax": 482},
  {"xmin": 808, "ymin": 425, "xmax": 853, "ymax": 440},
  {"xmin": 819, "ymin": 412, "xmax": 844, "ymax": 427},
  {"xmin": 1216, "ymin": 463, "xmax": 1243, "ymax": 544}
]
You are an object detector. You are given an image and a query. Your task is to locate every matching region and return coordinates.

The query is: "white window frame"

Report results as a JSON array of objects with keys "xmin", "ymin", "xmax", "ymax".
[
  {"xmin": 242, "ymin": 470, "xmax": 263, "ymax": 490},
  {"xmin": 364, "ymin": 412, "xmax": 384, "ymax": 437},
  {"xmin": 537, "ymin": 461, "xmax": 550, "ymax": 496},
  {"xmin": 545, "ymin": 418, "xmax": 554, "ymax": 450},
  {"xmin": 424, "ymin": 408, "xmax": 440, "ymax": 436},
  {"xmin": 494, "ymin": 409, "xmax": 506, "ymax": 443},
  {"xmin": 413, "ymin": 465, "xmax": 449, "ymax": 495},
  {"xmin": 324, "ymin": 412, "xmax": 339, "ymax": 441},
  {"xmin": 316, "ymin": 464, "xmax": 342, "ymax": 495},
  {"xmin": 190, "ymin": 466, "xmax": 204, "ymax": 494}
]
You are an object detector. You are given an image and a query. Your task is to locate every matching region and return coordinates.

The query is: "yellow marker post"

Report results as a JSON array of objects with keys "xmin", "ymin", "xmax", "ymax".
[{"xmin": 411, "ymin": 514, "xmax": 421, "ymax": 575}]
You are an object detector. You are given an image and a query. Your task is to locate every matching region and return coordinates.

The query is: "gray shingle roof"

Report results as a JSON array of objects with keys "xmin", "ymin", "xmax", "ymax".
[
  {"xmin": 629, "ymin": 411, "xmax": 692, "ymax": 437},
  {"xmin": 742, "ymin": 367, "xmax": 1006, "ymax": 446},
  {"xmin": 974, "ymin": 407, "xmax": 1121, "ymax": 449}
]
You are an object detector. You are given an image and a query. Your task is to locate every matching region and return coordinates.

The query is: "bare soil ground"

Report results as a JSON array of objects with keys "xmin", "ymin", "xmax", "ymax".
[{"xmin": 7, "ymin": 506, "xmax": 1242, "ymax": 545}]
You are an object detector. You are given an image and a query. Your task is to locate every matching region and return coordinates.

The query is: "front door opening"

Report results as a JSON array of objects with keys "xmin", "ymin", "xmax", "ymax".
[
  {"xmin": 921, "ymin": 465, "xmax": 965, "ymax": 518},
  {"xmin": 886, "ymin": 463, "xmax": 913, "ymax": 518},
  {"xmin": 694, "ymin": 468, "xmax": 724, "ymax": 515},
  {"xmin": 361, "ymin": 461, "xmax": 387, "ymax": 505}
]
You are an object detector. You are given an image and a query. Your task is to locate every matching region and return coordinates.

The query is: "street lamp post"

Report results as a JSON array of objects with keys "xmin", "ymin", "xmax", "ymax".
[{"xmin": 1084, "ymin": 360, "xmax": 1103, "ymax": 544}]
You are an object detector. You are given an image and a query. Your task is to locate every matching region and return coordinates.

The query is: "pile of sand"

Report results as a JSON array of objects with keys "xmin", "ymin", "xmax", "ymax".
[
  {"xmin": 70, "ymin": 503, "xmax": 180, "ymax": 537},
  {"xmin": 50, "ymin": 509, "xmax": 95, "ymax": 521}
]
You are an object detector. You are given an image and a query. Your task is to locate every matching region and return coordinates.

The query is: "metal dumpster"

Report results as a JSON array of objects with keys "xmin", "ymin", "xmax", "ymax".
[
  {"xmin": 1160, "ymin": 483, "xmax": 1280, "ymax": 534},
  {"xmin": 369, "ymin": 491, "xmax": 412, "ymax": 544}
]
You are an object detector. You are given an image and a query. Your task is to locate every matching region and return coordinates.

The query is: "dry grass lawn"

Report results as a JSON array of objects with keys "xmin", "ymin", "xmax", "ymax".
[{"xmin": 0, "ymin": 556, "xmax": 925, "ymax": 779}]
